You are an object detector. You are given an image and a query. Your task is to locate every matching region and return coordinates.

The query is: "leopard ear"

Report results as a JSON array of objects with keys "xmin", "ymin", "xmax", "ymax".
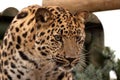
[
  {"xmin": 35, "ymin": 8, "xmax": 52, "ymax": 23},
  {"xmin": 75, "ymin": 11, "xmax": 89, "ymax": 23}
]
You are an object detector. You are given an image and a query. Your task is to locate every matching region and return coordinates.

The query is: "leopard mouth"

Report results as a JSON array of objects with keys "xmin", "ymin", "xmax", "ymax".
[
  {"xmin": 58, "ymin": 66, "xmax": 73, "ymax": 72},
  {"xmin": 53, "ymin": 56, "xmax": 79, "ymax": 72}
]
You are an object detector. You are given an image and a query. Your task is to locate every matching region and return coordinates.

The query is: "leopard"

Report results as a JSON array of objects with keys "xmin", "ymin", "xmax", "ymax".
[{"xmin": 0, "ymin": 5, "xmax": 87, "ymax": 80}]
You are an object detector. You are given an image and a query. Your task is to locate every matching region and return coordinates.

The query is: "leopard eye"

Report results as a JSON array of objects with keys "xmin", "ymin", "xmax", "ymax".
[
  {"xmin": 54, "ymin": 35, "xmax": 62, "ymax": 41},
  {"xmin": 75, "ymin": 36, "xmax": 81, "ymax": 41}
]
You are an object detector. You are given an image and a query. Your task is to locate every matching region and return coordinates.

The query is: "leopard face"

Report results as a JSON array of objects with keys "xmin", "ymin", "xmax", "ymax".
[
  {"xmin": 34, "ymin": 6, "xmax": 86, "ymax": 72},
  {"xmin": 0, "ymin": 5, "xmax": 86, "ymax": 80}
]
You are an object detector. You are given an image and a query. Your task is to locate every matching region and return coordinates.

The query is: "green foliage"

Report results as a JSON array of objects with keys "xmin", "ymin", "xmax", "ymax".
[
  {"xmin": 74, "ymin": 64, "xmax": 103, "ymax": 80},
  {"xmin": 103, "ymin": 47, "xmax": 115, "ymax": 60},
  {"xmin": 114, "ymin": 59, "xmax": 120, "ymax": 80},
  {"xmin": 73, "ymin": 47, "xmax": 117, "ymax": 80},
  {"xmin": 117, "ymin": 59, "xmax": 120, "ymax": 72}
]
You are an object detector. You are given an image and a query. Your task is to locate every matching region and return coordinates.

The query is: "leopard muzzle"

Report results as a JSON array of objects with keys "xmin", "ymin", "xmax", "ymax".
[{"xmin": 53, "ymin": 56, "xmax": 80, "ymax": 72}]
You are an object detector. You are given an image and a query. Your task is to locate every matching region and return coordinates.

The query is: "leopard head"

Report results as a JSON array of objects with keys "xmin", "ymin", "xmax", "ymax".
[{"xmin": 34, "ymin": 6, "xmax": 87, "ymax": 72}]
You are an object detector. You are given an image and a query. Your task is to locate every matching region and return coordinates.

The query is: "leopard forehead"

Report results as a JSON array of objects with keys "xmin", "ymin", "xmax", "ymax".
[{"xmin": 7, "ymin": 5, "xmax": 85, "ymax": 43}]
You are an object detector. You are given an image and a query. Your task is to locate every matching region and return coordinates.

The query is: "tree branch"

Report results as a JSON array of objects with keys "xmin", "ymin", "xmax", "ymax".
[{"xmin": 43, "ymin": 0, "xmax": 120, "ymax": 13}]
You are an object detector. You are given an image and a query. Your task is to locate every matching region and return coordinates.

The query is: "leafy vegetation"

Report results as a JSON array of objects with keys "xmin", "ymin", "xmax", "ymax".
[{"xmin": 74, "ymin": 47, "xmax": 119, "ymax": 80}]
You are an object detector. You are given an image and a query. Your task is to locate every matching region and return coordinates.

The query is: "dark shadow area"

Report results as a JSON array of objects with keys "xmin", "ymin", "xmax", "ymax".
[{"xmin": 0, "ymin": 7, "xmax": 18, "ymax": 40}]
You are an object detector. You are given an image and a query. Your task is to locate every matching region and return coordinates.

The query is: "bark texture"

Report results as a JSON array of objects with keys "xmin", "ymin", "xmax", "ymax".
[{"xmin": 43, "ymin": 0, "xmax": 120, "ymax": 13}]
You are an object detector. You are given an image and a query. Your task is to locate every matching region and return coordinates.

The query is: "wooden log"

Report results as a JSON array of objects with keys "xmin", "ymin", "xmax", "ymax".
[{"xmin": 43, "ymin": 0, "xmax": 120, "ymax": 13}]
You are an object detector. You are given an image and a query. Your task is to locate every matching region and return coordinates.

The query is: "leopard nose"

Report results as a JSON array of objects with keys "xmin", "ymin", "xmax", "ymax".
[{"xmin": 66, "ymin": 58, "xmax": 76, "ymax": 63}]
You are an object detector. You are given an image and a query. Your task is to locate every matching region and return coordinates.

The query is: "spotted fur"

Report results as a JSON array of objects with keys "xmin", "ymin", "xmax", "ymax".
[{"xmin": 0, "ymin": 5, "xmax": 86, "ymax": 80}]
